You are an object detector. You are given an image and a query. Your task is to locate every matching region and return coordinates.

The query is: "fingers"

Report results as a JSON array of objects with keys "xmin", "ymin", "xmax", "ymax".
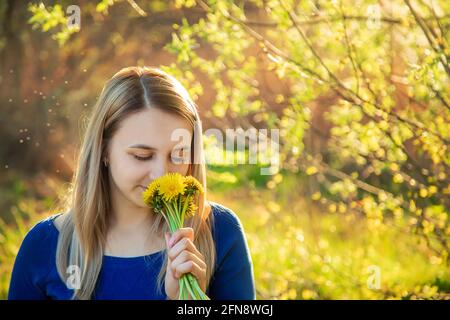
[
  {"xmin": 170, "ymin": 250, "xmax": 206, "ymax": 276},
  {"xmin": 166, "ymin": 229, "xmax": 203, "ymax": 261},
  {"xmin": 164, "ymin": 228, "xmax": 207, "ymax": 286},
  {"xmin": 172, "ymin": 260, "xmax": 205, "ymax": 281},
  {"xmin": 168, "ymin": 237, "xmax": 203, "ymax": 262},
  {"xmin": 168, "ymin": 228, "xmax": 194, "ymax": 247}
]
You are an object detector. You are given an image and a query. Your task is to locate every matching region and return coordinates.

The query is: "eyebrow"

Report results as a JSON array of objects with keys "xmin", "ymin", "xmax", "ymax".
[
  {"xmin": 128, "ymin": 144, "xmax": 157, "ymax": 150},
  {"xmin": 128, "ymin": 144, "xmax": 189, "ymax": 150}
]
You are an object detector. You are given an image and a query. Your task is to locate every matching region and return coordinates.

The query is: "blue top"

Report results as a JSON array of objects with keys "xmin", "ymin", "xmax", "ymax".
[{"xmin": 8, "ymin": 201, "xmax": 255, "ymax": 300}]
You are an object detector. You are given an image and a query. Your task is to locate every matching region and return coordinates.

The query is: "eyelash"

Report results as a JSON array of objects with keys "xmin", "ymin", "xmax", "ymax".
[
  {"xmin": 133, "ymin": 151, "xmax": 186, "ymax": 162},
  {"xmin": 134, "ymin": 155, "xmax": 154, "ymax": 161}
]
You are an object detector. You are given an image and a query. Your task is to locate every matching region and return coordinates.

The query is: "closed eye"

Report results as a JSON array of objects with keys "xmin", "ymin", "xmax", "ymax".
[{"xmin": 134, "ymin": 154, "xmax": 154, "ymax": 161}]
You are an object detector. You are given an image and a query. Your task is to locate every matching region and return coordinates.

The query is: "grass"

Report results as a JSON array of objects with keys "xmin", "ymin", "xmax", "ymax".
[{"xmin": 209, "ymin": 188, "xmax": 449, "ymax": 299}]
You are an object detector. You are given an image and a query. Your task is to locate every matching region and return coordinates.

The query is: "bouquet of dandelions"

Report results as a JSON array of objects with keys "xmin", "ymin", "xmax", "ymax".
[{"xmin": 141, "ymin": 172, "xmax": 210, "ymax": 300}]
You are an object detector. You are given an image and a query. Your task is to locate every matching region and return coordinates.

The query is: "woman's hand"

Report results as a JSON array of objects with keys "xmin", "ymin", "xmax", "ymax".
[{"xmin": 164, "ymin": 227, "xmax": 207, "ymax": 300}]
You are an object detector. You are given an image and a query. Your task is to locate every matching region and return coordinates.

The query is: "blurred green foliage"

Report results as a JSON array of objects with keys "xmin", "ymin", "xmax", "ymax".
[
  {"xmin": 162, "ymin": 0, "xmax": 450, "ymax": 267},
  {"xmin": 0, "ymin": 0, "xmax": 449, "ymax": 300}
]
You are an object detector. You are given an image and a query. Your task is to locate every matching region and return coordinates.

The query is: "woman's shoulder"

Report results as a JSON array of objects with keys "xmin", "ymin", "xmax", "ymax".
[
  {"xmin": 27, "ymin": 213, "xmax": 62, "ymax": 237},
  {"xmin": 208, "ymin": 201, "xmax": 245, "ymax": 237},
  {"xmin": 18, "ymin": 213, "xmax": 65, "ymax": 256},
  {"xmin": 206, "ymin": 201, "xmax": 254, "ymax": 294},
  {"xmin": 12, "ymin": 213, "xmax": 63, "ymax": 271},
  {"xmin": 210, "ymin": 200, "xmax": 239, "ymax": 220},
  {"xmin": 8, "ymin": 213, "xmax": 65, "ymax": 299}
]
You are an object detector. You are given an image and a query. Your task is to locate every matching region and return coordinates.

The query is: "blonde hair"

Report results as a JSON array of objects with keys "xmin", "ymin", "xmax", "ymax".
[{"xmin": 56, "ymin": 66, "xmax": 216, "ymax": 299}]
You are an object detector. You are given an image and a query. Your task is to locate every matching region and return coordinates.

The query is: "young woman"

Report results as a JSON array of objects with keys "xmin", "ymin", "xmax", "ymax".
[{"xmin": 8, "ymin": 66, "xmax": 255, "ymax": 300}]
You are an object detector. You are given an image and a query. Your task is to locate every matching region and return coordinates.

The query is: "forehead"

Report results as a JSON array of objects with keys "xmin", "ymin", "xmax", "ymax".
[{"xmin": 113, "ymin": 108, "xmax": 192, "ymax": 150}]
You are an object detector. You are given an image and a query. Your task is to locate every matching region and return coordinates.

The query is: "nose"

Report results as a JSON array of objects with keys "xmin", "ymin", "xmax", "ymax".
[{"xmin": 148, "ymin": 158, "xmax": 168, "ymax": 180}]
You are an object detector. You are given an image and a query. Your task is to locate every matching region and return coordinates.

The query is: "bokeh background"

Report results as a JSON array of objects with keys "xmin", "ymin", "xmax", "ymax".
[{"xmin": 0, "ymin": 0, "xmax": 449, "ymax": 299}]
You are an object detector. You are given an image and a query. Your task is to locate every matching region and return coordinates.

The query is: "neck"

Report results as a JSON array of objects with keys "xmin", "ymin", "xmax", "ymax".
[{"xmin": 109, "ymin": 208, "xmax": 155, "ymax": 232}]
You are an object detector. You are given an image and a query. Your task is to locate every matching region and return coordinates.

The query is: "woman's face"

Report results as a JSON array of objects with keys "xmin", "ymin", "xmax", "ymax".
[{"xmin": 106, "ymin": 107, "xmax": 192, "ymax": 209}]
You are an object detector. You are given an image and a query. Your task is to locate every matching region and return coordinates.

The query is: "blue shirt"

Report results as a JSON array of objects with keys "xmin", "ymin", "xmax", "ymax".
[{"xmin": 8, "ymin": 201, "xmax": 256, "ymax": 300}]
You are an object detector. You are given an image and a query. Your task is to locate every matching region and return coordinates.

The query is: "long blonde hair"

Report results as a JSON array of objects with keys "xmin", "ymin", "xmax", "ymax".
[{"xmin": 56, "ymin": 66, "xmax": 216, "ymax": 300}]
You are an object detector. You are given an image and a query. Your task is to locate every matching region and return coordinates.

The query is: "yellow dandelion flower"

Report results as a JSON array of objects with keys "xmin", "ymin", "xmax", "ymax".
[
  {"xmin": 184, "ymin": 200, "xmax": 198, "ymax": 219},
  {"xmin": 158, "ymin": 172, "xmax": 186, "ymax": 201},
  {"xmin": 184, "ymin": 175, "xmax": 204, "ymax": 195},
  {"xmin": 141, "ymin": 179, "xmax": 160, "ymax": 205}
]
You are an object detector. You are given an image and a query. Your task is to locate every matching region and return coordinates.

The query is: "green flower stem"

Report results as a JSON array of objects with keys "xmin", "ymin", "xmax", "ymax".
[
  {"xmin": 179, "ymin": 276, "xmax": 184, "ymax": 296},
  {"xmin": 163, "ymin": 202, "xmax": 179, "ymax": 231},
  {"xmin": 162, "ymin": 212, "xmax": 177, "ymax": 234},
  {"xmin": 180, "ymin": 278, "xmax": 189, "ymax": 300},
  {"xmin": 182, "ymin": 274, "xmax": 201, "ymax": 300},
  {"xmin": 167, "ymin": 201, "xmax": 182, "ymax": 228},
  {"xmin": 171, "ymin": 201, "xmax": 182, "ymax": 227},
  {"xmin": 186, "ymin": 273, "xmax": 209, "ymax": 300},
  {"xmin": 182, "ymin": 282, "xmax": 189, "ymax": 299},
  {"xmin": 178, "ymin": 195, "xmax": 182, "ymax": 217},
  {"xmin": 181, "ymin": 275, "xmax": 198, "ymax": 299},
  {"xmin": 179, "ymin": 273, "xmax": 209, "ymax": 300},
  {"xmin": 161, "ymin": 210, "xmax": 173, "ymax": 232},
  {"xmin": 180, "ymin": 195, "xmax": 191, "ymax": 226},
  {"xmin": 179, "ymin": 276, "xmax": 188, "ymax": 300}
]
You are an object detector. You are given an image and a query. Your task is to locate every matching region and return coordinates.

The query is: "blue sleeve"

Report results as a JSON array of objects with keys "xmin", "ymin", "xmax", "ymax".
[
  {"xmin": 8, "ymin": 220, "xmax": 53, "ymax": 300},
  {"xmin": 208, "ymin": 205, "xmax": 256, "ymax": 300}
]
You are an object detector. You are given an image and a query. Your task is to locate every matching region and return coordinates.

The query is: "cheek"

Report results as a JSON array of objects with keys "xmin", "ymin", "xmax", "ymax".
[{"xmin": 110, "ymin": 156, "xmax": 145, "ymax": 186}]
